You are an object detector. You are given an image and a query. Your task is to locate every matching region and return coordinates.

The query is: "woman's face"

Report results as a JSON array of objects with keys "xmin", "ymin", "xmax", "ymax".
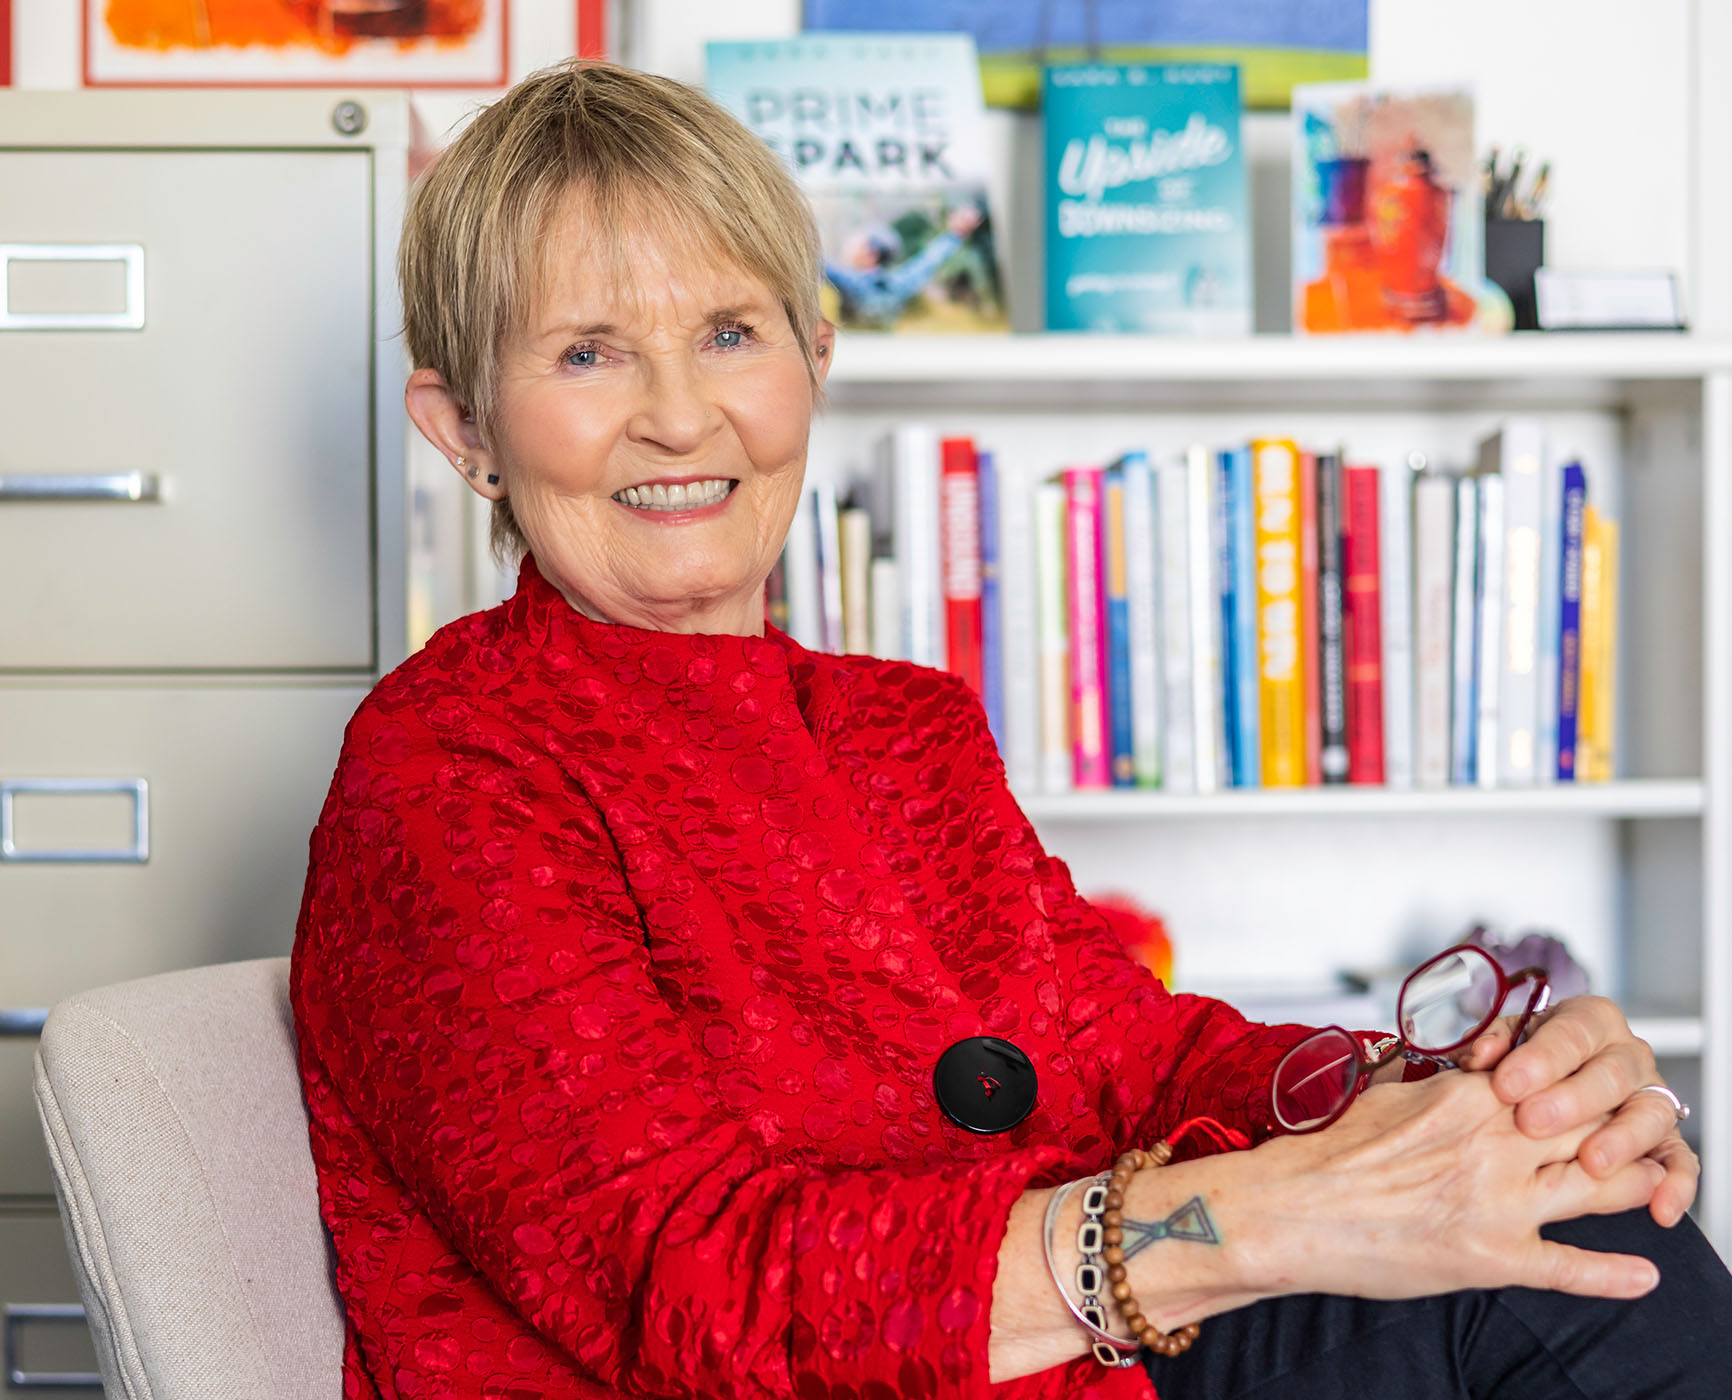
[{"xmin": 413, "ymin": 195, "xmax": 833, "ymax": 635}]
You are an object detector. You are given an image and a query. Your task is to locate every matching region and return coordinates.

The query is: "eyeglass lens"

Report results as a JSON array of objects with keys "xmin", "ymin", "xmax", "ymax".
[
  {"xmin": 1272, "ymin": 1027, "xmax": 1360, "ymax": 1132},
  {"xmin": 1399, "ymin": 948, "xmax": 1504, "ymax": 1052}
]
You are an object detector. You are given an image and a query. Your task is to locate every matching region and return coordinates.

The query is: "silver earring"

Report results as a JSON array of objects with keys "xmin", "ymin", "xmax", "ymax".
[{"xmin": 457, "ymin": 455, "xmax": 479, "ymax": 481}]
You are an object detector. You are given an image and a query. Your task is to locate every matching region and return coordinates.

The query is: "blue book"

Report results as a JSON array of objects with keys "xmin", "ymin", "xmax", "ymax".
[
  {"xmin": 1554, "ymin": 463, "xmax": 1588, "ymax": 781},
  {"xmin": 1224, "ymin": 446, "xmax": 1260, "ymax": 785},
  {"xmin": 1103, "ymin": 467, "xmax": 1137, "ymax": 786},
  {"xmin": 1212, "ymin": 452, "xmax": 1240, "ymax": 783},
  {"xmin": 978, "ymin": 450, "xmax": 1005, "ymax": 749},
  {"xmin": 1043, "ymin": 62, "xmax": 1251, "ymax": 334}
]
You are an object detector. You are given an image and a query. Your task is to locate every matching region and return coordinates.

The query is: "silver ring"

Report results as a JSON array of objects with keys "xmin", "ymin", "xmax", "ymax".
[{"xmin": 1633, "ymin": 1083, "xmax": 1691, "ymax": 1123}]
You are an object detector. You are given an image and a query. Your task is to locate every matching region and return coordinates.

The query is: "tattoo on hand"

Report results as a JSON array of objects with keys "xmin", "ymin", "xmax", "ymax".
[{"xmin": 1121, "ymin": 1196, "xmax": 1220, "ymax": 1261}]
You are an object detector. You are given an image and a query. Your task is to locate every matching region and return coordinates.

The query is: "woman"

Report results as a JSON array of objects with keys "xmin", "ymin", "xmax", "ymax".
[{"xmin": 291, "ymin": 60, "xmax": 1725, "ymax": 1400}]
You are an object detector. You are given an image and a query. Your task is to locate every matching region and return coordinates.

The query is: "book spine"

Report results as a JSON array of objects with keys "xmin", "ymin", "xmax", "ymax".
[
  {"xmin": 940, "ymin": 436, "xmax": 984, "ymax": 694},
  {"xmin": 1412, "ymin": 473, "xmax": 1456, "ymax": 789},
  {"xmin": 1316, "ymin": 451, "xmax": 1348, "ymax": 783},
  {"xmin": 839, "ymin": 506, "xmax": 873, "ymax": 656},
  {"xmin": 1474, "ymin": 474, "xmax": 1506, "ymax": 789},
  {"xmin": 1298, "ymin": 450, "xmax": 1322, "ymax": 786},
  {"xmin": 1380, "ymin": 459, "xmax": 1415, "ymax": 789},
  {"xmin": 1533, "ymin": 451, "xmax": 1564, "ymax": 786},
  {"xmin": 1121, "ymin": 453, "xmax": 1163, "ymax": 787},
  {"xmin": 1498, "ymin": 422, "xmax": 1545, "ymax": 785},
  {"xmin": 1449, "ymin": 476, "xmax": 1480, "ymax": 785},
  {"xmin": 1187, "ymin": 444, "xmax": 1223, "ymax": 793},
  {"xmin": 1034, "ymin": 482, "xmax": 1073, "ymax": 793},
  {"xmin": 1157, "ymin": 459, "xmax": 1196, "ymax": 793},
  {"xmin": 1577, "ymin": 505, "xmax": 1605, "ymax": 784},
  {"xmin": 1253, "ymin": 439, "xmax": 1307, "ymax": 787},
  {"xmin": 1554, "ymin": 465, "xmax": 1587, "ymax": 781},
  {"xmin": 1592, "ymin": 516, "xmax": 1620, "ymax": 782},
  {"xmin": 765, "ymin": 553, "xmax": 790, "ymax": 634},
  {"xmin": 1214, "ymin": 451, "xmax": 1240, "ymax": 786},
  {"xmin": 976, "ymin": 452, "xmax": 1004, "ymax": 742},
  {"xmin": 1066, "ymin": 468, "xmax": 1111, "ymax": 789},
  {"xmin": 1232, "ymin": 445, "xmax": 1262, "ymax": 787},
  {"xmin": 783, "ymin": 487, "xmax": 824, "ymax": 649},
  {"xmin": 1103, "ymin": 469, "xmax": 1137, "ymax": 786},
  {"xmin": 1341, "ymin": 465, "xmax": 1385, "ymax": 784},
  {"xmin": 869, "ymin": 557, "xmax": 901, "ymax": 660},
  {"xmin": 997, "ymin": 470, "xmax": 1041, "ymax": 792},
  {"xmin": 892, "ymin": 424, "xmax": 945, "ymax": 668},
  {"xmin": 813, "ymin": 482, "xmax": 845, "ymax": 653}
]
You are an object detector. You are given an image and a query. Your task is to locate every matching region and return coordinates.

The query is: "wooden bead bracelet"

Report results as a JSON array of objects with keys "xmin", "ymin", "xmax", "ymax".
[{"xmin": 1099, "ymin": 1144, "xmax": 1201, "ymax": 1359}]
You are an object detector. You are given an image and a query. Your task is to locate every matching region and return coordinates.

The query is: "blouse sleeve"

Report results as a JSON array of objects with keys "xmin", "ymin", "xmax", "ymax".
[
  {"xmin": 292, "ymin": 697, "xmax": 1087, "ymax": 1400},
  {"xmin": 938, "ymin": 675, "xmax": 1315, "ymax": 1151}
]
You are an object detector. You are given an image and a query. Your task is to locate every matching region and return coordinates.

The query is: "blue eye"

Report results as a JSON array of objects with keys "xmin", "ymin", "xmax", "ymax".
[
  {"xmin": 714, "ymin": 323, "xmax": 754, "ymax": 349},
  {"xmin": 563, "ymin": 344, "xmax": 599, "ymax": 368}
]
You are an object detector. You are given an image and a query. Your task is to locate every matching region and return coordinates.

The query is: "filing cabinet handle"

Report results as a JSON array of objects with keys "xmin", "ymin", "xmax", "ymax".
[
  {"xmin": 0, "ymin": 779, "xmax": 150, "ymax": 864},
  {"xmin": 0, "ymin": 243, "xmax": 145, "ymax": 332},
  {"xmin": 3, "ymin": 1304, "xmax": 102, "ymax": 1388},
  {"xmin": 0, "ymin": 473, "xmax": 160, "ymax": 503},
  {"xmin": 0, "ymin": 1010, "xmax": 47, "ymax": 1037}
]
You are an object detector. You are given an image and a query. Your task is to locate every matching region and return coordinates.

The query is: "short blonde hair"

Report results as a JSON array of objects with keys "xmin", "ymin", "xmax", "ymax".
[{"xmin": 398, "ymin": 59, "xmax": 825, "ymax": 562}]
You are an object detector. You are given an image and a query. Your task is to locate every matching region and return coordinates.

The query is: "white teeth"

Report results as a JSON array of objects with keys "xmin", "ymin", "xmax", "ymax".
[{"xmin": 612, "ymin": 478, "xmax": 736, "ymax": 511}]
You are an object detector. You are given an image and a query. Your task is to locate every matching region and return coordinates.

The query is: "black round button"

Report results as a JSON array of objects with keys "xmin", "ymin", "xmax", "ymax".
[{"xmin": 933, "ymin": 1036, "xmax": 1038, "ymax": 1134}]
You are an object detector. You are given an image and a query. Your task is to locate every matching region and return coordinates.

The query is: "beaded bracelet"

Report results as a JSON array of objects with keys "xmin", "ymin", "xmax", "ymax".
[
  {"xmin": 1040, "ymin": 1177, "xmax": 1141, "ymax": 1366},
  {"xmin": 1102, "ymin": 1146, "xmax": 1201, "ymax": 1359}
]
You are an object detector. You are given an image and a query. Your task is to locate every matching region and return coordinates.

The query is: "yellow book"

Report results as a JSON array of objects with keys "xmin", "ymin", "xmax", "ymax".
[
  {"xmin": 1577, "ymin": 506, "xmax": 1605, "ymax": 783},
  {"xmin": 1253, "ymin": 438, "xmax": 1307, "ymax": 786},
  {"xmin": 1591, "ymin": 517, "xmax": 1620, "ymax": 782}
]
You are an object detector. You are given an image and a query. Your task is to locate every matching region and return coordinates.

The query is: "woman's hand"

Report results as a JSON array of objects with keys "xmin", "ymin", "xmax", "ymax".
[{"xmin": 1453, "ymin": 995, "xmax": 1698, "ymax": 1226}]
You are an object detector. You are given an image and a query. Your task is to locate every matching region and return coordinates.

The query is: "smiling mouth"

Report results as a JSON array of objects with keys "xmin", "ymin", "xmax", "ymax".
[{"xmin": 611, "ymin": 478, "xmax": 738, "ymax": 511}]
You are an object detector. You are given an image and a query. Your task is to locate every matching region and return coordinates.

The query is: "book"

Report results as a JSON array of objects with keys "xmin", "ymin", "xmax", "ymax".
[
  {"xmin": 1474, "ymin": 473, "xmax": 1506, "ymax": 789},
  {"xmin": 1214, "ymin": 451, "xmax": 1239, "ymax": 786},
  {"xmin": 1298, "ymin": 450, "xmax": 1323, "ymax": 785},
  {"xmin": 1253, "ymin": 438, "xmax": 1307, "ymax": 787},
  {"xmin": 1156, "ymin": 457, "xmax": 1196, "ymax": 792},
  {"xmin": 1449, "ymin": 475, "xmax": 1480, "ymax": 785},
  {"xmin": 1412, "ymin": 470, "xmax": 1456, "ymax": 789},
  {"xmin": 940, "ymin": 436, "xmax": 985, "ymax": 694},
  {"xmin": 1554, "ymin": 464, "xmax": 1588, "ymax": 781},
  {"xmin": 1315, "ymin": 450, "xmax": 1348, "ymax": 783},
  {"xmin": 813, "ymin": 481, "xmax": 845, "ymax": 652},
  {"xmin": 1591, "ymin": 516, "xmax": 1621, "ymax": 783},
  {"xmin": 1065, "ymin": 468, "xmax": 1112, "ymax": 789},
  {"xmin": 765, "ymin": 553, "xmax": 790, "ymax": 634},
  {"xmin": 869, "ymin": 557, "xmax": 901, "ymax": 660},
  {"xmin": 838, "ymin": 505, "xmax": 873, "ymax": 655},
  {"xmin": 784, "ymin": 487, "xmax": 823, "ymax": 649},
  {"xmin": 1341, "ymin": 465, "xmax": 1385, "ymax": 784},
  {"xmin": 1533, "ymin": 449, "xmax": 1566, "ymax": 786},
  {"xmin": 1102, "ymin": 467, "xmax": 1137, "ymax": 786},
  {"xmin": 706, "ymin": 35, "xmax": 1008, "ymax": 333},
  {"xmin": 1043, "ymin": 62, "xmax": 1251, "ymax": 335},
  {"xmin": 976, "ymin": 452, "xmax": 1005, "ymax": 743},
  {"xmin": 1379, "ymin": 458, "xmax": 1415, "ymax": 789},
  {"xmin": 1223, "ymin": 446, "xmax": 1261, "ymax": 786},
  {"xmin": 1034, "ymin": 481, "xmax": 1073, "ymax": 793},
  {"xmin": 1187, "ymin": 444, "xmax": 1224, "ymax": 793},
  {"xmin": 1485, "ymin": 422, "xmax": 1546, "ymax": 785},
  {"xmin": 997, "ymin": 466, "xmax": 1041, "ymax": 792},
  {"xmin": 873, "ymin": 425, "xmax": 945, "ymax": 667},
  {"xmin": 1120, "ymin": 452, "xmax": 1163, "ymax": 787},
  {"xmin": 1577, "ymin": 504, "xmax": 1606, "ymax": 784}
]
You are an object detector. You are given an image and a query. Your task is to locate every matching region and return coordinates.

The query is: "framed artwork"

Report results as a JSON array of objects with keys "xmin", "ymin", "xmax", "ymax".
[{"xmin": 83, "ymin": 1, "xmax": 510, "ymax": 89}]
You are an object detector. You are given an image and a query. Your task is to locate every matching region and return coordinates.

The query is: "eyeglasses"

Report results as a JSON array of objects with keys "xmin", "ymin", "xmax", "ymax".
[{"xmin": 1269, "ymin": 943, "xmax": 1553, "ymax": 1135}]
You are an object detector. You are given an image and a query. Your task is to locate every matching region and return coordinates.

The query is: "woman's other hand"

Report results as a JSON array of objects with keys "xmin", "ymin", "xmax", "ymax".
[{"xmin": 1454, "ymin": 996, "xmax": 1698, "ymax": 1226}]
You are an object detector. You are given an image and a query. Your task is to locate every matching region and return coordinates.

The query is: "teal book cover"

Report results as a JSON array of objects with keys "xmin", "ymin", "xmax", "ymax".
[{"xmin": 1043, "ymin": 62, "xmax": 1251, "ymax": 335}]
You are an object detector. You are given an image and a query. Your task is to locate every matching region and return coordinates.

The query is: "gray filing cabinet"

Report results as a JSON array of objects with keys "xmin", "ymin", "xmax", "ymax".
[{"xmin": 0, "ymin": 91, "xmax": 409, "ymax": 1391}]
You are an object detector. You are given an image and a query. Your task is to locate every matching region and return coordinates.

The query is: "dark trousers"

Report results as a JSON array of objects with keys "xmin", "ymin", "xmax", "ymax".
[{"xmin": 1147, "ymin": 1209, "xmax": 1732, "ymax": 1399}]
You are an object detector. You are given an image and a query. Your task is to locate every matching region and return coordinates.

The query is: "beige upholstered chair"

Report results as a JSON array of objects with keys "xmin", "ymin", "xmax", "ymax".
[{"xmin": 31, "ymin": 958, "xmax": 343, "ymax": 1398}]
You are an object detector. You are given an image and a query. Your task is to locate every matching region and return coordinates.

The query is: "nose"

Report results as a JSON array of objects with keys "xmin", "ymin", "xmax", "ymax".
[{"xmin": 626, "ymin": 357, "xmax": 717, "ymax": 458}]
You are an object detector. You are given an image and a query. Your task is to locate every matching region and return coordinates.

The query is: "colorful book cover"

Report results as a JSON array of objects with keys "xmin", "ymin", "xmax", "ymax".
[
  {"xmin": 1577, "ymin": 505, "xmax": 1605, "ymax": 784},
  {"xmin": 1413, "ymin": 470, "xmax": 1455, "ymax": 789},
  {"xmin": 1592, "ymin": 516, "xmax": 1620, "ymax": 783},
  {"xmin": 1253, "ymin": 438, "xmax": 1306, "ymax": 787},
  {"xmin": 1292, "ymin": 83, "xmax": 1503, "ymax": 335},
  {"xmin": 1485, "ymin": 422, "xmax": 1545, "ymax": 786},
  {"xmin": 1554, "ymin": 464, "xmax": 1588, "ymax": 781},
  {"xmin": 1065, "ymin": 468, "xmax": 1112, "ymax": 788},
  {"xmin": 976, "ymin": 452, "xmax": 1004, "ymax": 744},
  {"xmin": 1043, "ymin": 62, "xmax": 1250, "ymax": 335},
  {"xmin": 1103, "ymin": 468, "xmax": 1136, "ymax": 786},
  {"xmin": 1214, "ymin": 452, "xmax": 1239, "ymax": 785},
  {"xmin": 1221, "ymin": 447, "xmax": 1261, "ymax": 786},
  {"xmin": 707, "ymin": 35, "xmax": 1007, "ymax": 332},
  {"xmin": 1187, "ymin": 444, "xmax": 1224, "ymax": 792},
  {"xmin": 997, "ymin": 466, "xmax": 1041, "ymax": 793},
  {"xmin": 1299, "ymin": 450, "xmax": 1323, "ymax": 785},
  {"xmin": 1120, "ymin": 452, "xmax": 1163, "ymax": 787},
  {"xmin": 940, "ymin": 436, "xmax": 984, "ymax": 695},
  {"xmin": 1449, "ymin": 475, "xmax": 1480, "ymax": 785},
  {"xmin": 1474, "ymin": 473, "xmax": 1506, "ymax": 789},
  {"xmin": 1034, "ymin": 481, "xmax": 1072, "ymax": 793},
  {"xmin": 1157, "ymin": 457, "xmax": 1196, "ymax": 792},
  {"xmin": 1379, "ymin": 458, "xmax": 1415, "ymax": 789},
  {"xmin": 1315, "ymin": 450, "xmax": 1349, "ymax": 783},
  {"xmin": 1341, "ymin": 464, "xmax": 1385, "ymax": 784}
]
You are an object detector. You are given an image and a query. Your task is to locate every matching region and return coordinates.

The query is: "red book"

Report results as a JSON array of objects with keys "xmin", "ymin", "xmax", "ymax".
[
  {"xmin": 1341, "ymin": 464, "xmax": 1386, "ymax": 784},
  {"xmin": 940, "ymin": 436, "xmax": 985, "ymax": 697},
  {"xmin": 1299, "ymin": 450, "xmax": 1323, "ymax": 787},
  {"xmin": 1063, "ymin": 467, "xmax": 1111, "ymax": 788}
]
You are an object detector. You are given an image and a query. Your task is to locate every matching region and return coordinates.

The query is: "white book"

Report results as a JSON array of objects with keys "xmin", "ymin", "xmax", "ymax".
[
  {"xmin": 1185, "ymin": 444, "xmax": 1222, "ymax": 794},
  {"xmin": 1449, "ymin": 476, "xmax": 1480, "ymax": 786},
  {"xmin": 812, "ymin": 480, "xmax": 845, "ymax": 653},
  {"xmin": 838, "ymin": 507, "xmax": 873, "ymax": 655},
  {"xmin": 1156, "ymin": 458, "xmax": 1196, "ymax": 793},
  {"xmin": 1034, "ymin": 482, "xmax": 1073, "ymax": 794},
  {"xmin": 1475, "ymin": 473, "xmax": 1506, "ymax": 789},
  {"xmin": 998, "ymin": 472, "xmax": 1041, "ymax": 794},
  {"xmin": 876, "ymin": 425, "xmax": 945, "ymax": 668},
  {"xmin": 869, "ymin": 557, "xmax": 902, "ymax": 659},
  {"xmin": 1485, "ymin": 422, "xmax": 1545, "ymax": 785},
  {"xmin": 783, "ymin": 488, "xmax": 823, "ymax": 649},
  {"xmin": 1412, "ymin": 472, "xmax": 1456, "ymax": 789},
  {"xmin": 1121, "ymin": 453, "xmax": 1163, "ymax": 786},
  {"xmin": 1380, "ymin": 459, "xmax": 1417, "ymax": 789},
  {"xmin": 1533, "ymin": 448, "xmax": 1565, "ymax": 785}
]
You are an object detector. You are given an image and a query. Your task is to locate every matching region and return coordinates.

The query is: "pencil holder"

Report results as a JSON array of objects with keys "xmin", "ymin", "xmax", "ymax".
[{"xmin": 1485, "ymin": 217, "xmax": 1545, "ymax": 331}]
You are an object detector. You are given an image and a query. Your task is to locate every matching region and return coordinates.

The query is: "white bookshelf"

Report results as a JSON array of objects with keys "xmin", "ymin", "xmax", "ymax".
[{"xmin": 814, "ymin": 330, "xmax": 1732, "ymax": 1251}]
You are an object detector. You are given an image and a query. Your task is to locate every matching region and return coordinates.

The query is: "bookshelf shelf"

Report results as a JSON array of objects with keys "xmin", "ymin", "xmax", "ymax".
[
  {"xmin": 1015, "ymin": 779, "xmax": 1706, "ymax": 823},
  {"xmin": 1629, "ymin": 1016, "xmax": 1706, "ymax": 1058}
]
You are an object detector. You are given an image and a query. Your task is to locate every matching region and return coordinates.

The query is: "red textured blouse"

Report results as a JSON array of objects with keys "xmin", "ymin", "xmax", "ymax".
[{"xmin": 291, "ymin": 557, "xmax": 1314, "ymax": 1400}]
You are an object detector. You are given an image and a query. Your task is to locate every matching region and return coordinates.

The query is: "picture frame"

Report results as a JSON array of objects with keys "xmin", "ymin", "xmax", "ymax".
[{"xmin": 83, "ymin": 1, "xmax": 511, "ymax": 90}]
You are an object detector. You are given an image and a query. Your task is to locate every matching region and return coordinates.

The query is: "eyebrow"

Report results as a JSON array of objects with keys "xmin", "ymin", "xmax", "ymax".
[{"xmin": 537, "ymin": 304, "xmax": 770, "ymax": 345}]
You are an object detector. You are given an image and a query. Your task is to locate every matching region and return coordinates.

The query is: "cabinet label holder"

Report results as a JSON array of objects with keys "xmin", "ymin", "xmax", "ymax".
[
  {"xmin": 4, "ymin": 1303, "xmax": 102, "ymax": 1388},
  {"xmin": 0, "ymin": 245, "xmax": 145, "ymax": 331},
  {"xmin": 0, "ymin": 779, "xmax": 150, "ymax": 864}
]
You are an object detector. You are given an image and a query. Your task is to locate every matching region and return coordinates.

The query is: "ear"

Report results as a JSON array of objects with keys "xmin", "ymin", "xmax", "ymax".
[
  {"xmin": 405, "ymin": 368, "xmax": 507, "ymax": 500},
  {"xmin": 813, "ymin": 319, "xmax": 837, "ymax": 387}
]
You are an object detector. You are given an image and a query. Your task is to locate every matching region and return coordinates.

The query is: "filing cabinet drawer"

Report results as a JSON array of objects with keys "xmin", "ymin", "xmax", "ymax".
[
  {"xmin": 0, "ymin": 1208, "xmax": 102, "ymax": 1392},
  {"xmin": 0, "ymin": 149, "xmax": 374, "ymax": 670},
  {"xmin": 0, "ymin": 682, "xmax": 365, "ymax": 1195}
]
